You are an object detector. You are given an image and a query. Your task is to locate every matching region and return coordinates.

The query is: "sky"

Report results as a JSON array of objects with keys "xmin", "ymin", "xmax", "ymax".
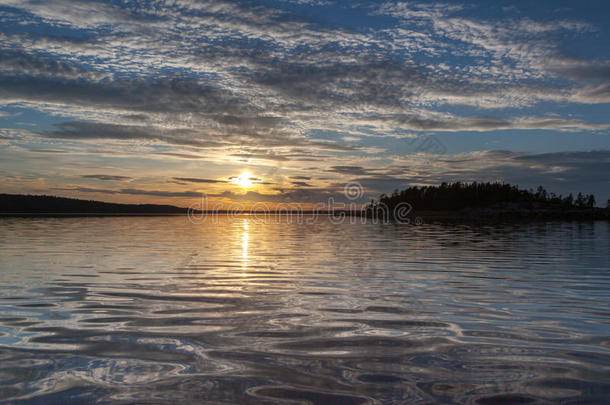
[{"xmin": 0, "ymin": 0, "xmax": 609, "ymax": 208}]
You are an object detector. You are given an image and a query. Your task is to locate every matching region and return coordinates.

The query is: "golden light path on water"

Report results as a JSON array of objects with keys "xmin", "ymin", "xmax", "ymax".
[{"xmin": 241, "ymin": 218, "xmax": 249, "ymax": 269}]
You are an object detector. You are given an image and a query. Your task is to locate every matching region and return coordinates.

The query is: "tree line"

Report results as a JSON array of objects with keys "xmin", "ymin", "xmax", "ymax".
[
  {"xmin": 367, "ymin": 182, "xmax": 598, "ymax": 212},
  {"xmin": 0, "ymin": 194, "xmax": 188, "ymax": 214}
]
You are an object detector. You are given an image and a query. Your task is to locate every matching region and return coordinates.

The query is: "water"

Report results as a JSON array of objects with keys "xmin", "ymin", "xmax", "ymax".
[{"xmin": 0, "ymin": 216, "xmax": 609, "ymax": 404}]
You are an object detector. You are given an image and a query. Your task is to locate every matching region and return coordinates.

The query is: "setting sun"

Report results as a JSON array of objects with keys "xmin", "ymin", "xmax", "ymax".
[{"xmin": 232, "ymin": 171, "xmax": 253, "ymax": 188}]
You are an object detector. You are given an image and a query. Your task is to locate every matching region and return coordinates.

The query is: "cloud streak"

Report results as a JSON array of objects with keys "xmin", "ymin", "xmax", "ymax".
[{"xmin": 81, "ymin": 174, "xmax": 132, "ymax": 181}]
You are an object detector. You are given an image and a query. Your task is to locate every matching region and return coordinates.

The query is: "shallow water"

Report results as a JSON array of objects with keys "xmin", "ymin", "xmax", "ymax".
[{"xmin": 0, "ymin": 216, "xmax": 609, "ymax": 404}]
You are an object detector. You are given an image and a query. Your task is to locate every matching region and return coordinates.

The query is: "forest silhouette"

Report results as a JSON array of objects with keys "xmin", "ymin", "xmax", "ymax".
[{"xmin": 367, "ymin": 182, "xmax": 601, "ymax": 213}]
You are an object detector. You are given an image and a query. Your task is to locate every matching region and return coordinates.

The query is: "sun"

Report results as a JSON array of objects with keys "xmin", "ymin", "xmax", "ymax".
[{"xmin": 232, "ymin": 171, "xmax": 253, "ymax": 188}]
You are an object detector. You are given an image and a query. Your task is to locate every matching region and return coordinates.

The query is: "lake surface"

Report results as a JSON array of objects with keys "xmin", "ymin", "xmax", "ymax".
[{"xmin": 0, "ymin": 216, "xmax": 609, "ymax": 404}]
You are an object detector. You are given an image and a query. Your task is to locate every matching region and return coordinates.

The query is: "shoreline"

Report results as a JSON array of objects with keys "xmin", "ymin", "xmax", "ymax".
[{"xmin": 1, "ymin": 210, "xmax": 608, "ymax": 222}]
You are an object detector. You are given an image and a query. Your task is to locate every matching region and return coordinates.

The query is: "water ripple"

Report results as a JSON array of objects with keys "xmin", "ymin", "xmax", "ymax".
[{"xmin": 0, "ymin": 217, "xmax": 609, "ymax": 403}]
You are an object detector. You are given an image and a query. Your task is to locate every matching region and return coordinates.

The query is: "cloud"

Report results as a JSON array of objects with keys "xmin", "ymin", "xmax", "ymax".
[
  {"xmin": 39, "ymin": 121, "xmax": 223, "ymax": 148},
  {"xmin": 328, "ymin": 166, "xmax": 371, "ymax": 175},
  {"xmin": 153, "ymin": 152, "xmax": 205, "ymax": 160},
  {"xmin": 120, "ymin": 188, "xmax": 202, "ymax": 198},
  {"xmin": 2, "ymin": 0, "xmax": 608, "ymax": 124},
  {"xmin": 0, "ymin": 0, "xmax": 608, "ymax": 204},
  {"xmin": 370, "ymin": 114, "xmax": 609, "ymax": 132},
  {"xmin": 81, "ymin": 174, "xmax": 131, "ymax": 181},
  {"xmin": 231, "ymin": 152, "xmax": 291, "ymax": 162},
  {"xmin": 173, "ymin": 177, "xmax": 227, "ymax": 183},
  {"xmin": 0, "ymin": 50, "xmax": 109, "ymax": 81},
  {"xmin": 548, "ymin": 59, "xmax": 610, "ymax": 81},
  {"xmin": 571, "ymin": 84, "xmax": 610, "ymax": 104},
  {"xmin": 0, "ymin": 0, "xmax": 158, "ymax": 29},
  {"xmin": 53, "ymin": 186, "xmax": 203, "ymax": 198},
  {"xmin": 0, "ymin": 0, "xmax": 607, "ymax": 156},
  {"xmin": 0, "ymin": 74, "xmax": 252, "ymax": 118},
  {"xmin": 36, "ymin": 120, "xmax": 358, "ymax": 153},
  {"xmin": 27, "ymin": 149, "xmax": 68, "ymax": 154},
  {"xmin": 291, "ymin": 181, "xmax": 312, "ymax": 187}
]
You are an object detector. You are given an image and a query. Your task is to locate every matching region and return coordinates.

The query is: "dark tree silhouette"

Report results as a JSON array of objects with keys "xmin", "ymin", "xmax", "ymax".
[
  {"xmin": 0, "ymin": 194, "xmax": 189, "ymax": 214},
  {"xmin": 367, "ymin": 182, "xmax": 598, "ymax": 213}
]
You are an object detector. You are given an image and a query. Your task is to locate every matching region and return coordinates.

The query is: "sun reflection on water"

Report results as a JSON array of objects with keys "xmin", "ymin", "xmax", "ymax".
[{"xmin": 240, "ymin": 219, "xmax": 249, "ymax": 268}]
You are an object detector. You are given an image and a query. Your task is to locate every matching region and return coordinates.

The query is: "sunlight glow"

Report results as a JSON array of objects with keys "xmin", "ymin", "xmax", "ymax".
[{"xmin": 232, "ymin": 171, "xmax": 253, "ymax": 188}]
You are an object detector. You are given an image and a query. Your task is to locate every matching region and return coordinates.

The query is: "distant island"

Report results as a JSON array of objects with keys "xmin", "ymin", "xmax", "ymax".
[
  {"xmin": 0, "ymin": 194, "xmax": 190, "ymax": 215},
  {"xmin": 367, "ymin": 182, "xmax": 609, "ymax": 221}
]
